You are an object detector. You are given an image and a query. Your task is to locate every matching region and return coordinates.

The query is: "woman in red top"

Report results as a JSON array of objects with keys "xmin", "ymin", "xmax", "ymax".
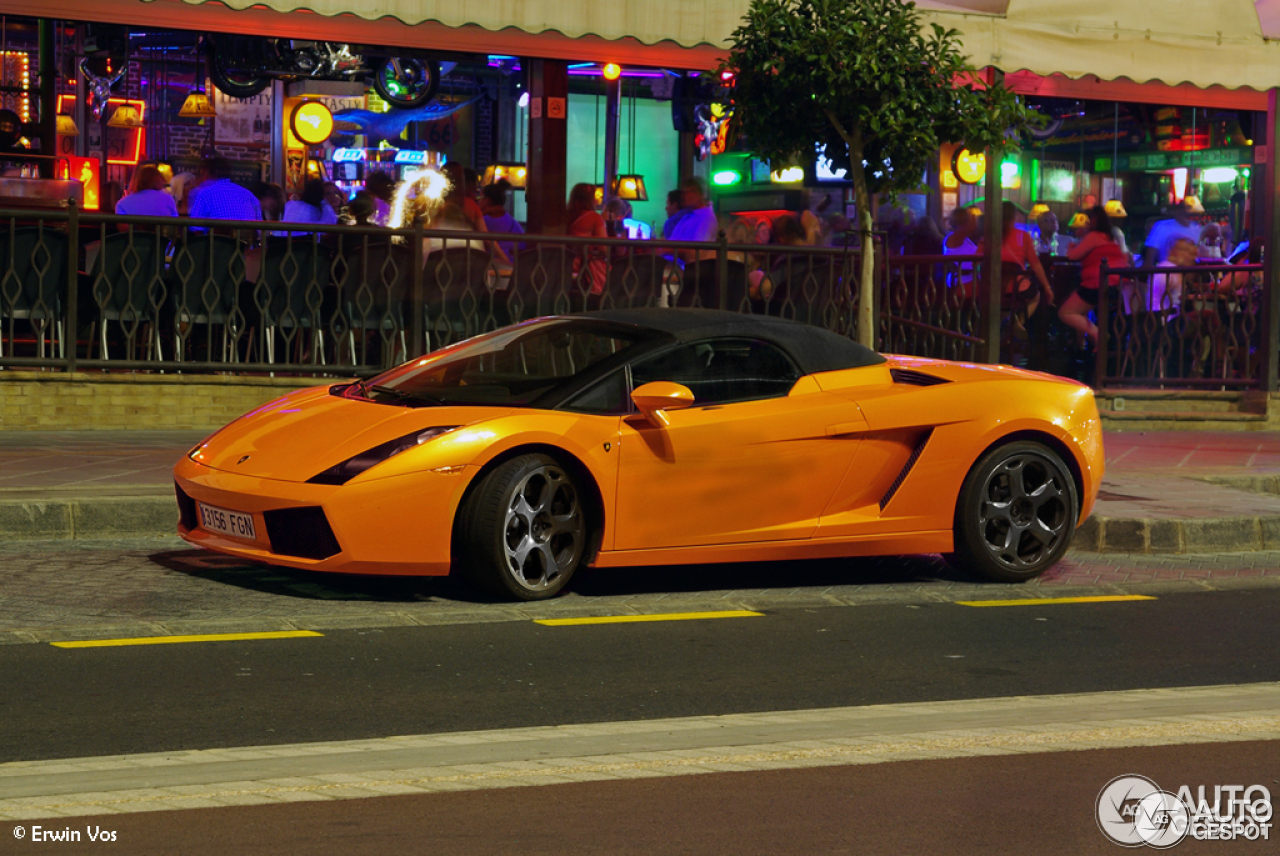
[
  {"xmin": 566, "ymin": 183, "xmax": 608, "ymax": 295},
  {"xmin": 1059, "ymin": 205, "xmax": 1129, "ymax": 347}
]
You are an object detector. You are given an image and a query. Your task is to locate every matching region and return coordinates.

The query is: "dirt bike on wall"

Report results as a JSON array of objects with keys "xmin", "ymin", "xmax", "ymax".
[{"xmin": 206, "ymin": 34, "xmax": 443, "ymax": 109}]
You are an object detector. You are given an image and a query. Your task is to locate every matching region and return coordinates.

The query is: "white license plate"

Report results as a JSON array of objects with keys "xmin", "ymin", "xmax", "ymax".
[{"xmin": 197, "ymin": 502, "xmax": 257, "ymax": 541}]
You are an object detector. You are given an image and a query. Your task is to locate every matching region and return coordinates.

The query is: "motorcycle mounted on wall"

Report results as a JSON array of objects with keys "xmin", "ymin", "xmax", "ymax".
[{"xmin": 206, "ymin": 34, "xmax": 442, "ymax": 108}]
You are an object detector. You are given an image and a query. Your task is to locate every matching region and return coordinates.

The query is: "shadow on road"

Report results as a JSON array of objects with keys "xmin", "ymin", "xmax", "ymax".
[{"xmin": 149, "ymin": 547, "xmax": 975, "ymax": 604}]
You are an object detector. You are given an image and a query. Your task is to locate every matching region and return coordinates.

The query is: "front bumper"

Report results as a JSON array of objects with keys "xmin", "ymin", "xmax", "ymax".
[{"xmin": 173, "ymin": 456, "xmax": 474, "ymax": 576}]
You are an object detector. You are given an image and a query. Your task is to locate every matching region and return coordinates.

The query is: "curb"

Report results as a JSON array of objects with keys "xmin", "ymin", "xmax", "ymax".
[
  {"xmin": 0, "ymin": 497, "xmax": 176, "ymax": 542},
  {"xmin": 1072, "ymin": 514, "xmax": 1280, "ymax": 554},
  {"xmin": 4, "ymin": 575, "xmax": 1280, "ymax": 647},
  {"xmin": 5, "ymin": 496, "xmax": 1280, "ymax": 556}
]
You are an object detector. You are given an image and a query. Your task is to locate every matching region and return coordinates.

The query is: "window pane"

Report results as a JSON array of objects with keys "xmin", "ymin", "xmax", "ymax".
[{"xmin": 631, "ymin": 338, "xmax": 800, "ymax": 405}]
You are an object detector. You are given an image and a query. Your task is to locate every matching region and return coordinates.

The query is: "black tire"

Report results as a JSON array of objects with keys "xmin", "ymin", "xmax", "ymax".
[
  {"xmin": 207, "ymin": 38, "xmax": 270, "ymax": 99},
  {"xmin": 951, "ymin": 440, "xmax": 1078, "ymax": 583},
  {"xmin": 372, "ymin": 57, "xmax": 440, "ymax": 109},
  {"xmin": 455, "ymin": 453, "xmax": 588, "ymax": 601}
]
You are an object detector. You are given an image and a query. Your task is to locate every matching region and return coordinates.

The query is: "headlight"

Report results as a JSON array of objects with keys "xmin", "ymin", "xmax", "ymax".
[{"xmin": 307, "ymin": 426, "xmax": 458, "ymax": 485}]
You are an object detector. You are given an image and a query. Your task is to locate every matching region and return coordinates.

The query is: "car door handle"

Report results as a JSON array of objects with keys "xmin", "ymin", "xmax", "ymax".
[{"xmin": 826, "ymin": 420, "xmax": 867, "ymax": 437}]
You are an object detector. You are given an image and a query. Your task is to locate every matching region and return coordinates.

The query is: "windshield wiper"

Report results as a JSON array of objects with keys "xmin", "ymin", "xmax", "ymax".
[{"xmin": 366, "ymin": 384, "xmax": 445, "ymax": 406}]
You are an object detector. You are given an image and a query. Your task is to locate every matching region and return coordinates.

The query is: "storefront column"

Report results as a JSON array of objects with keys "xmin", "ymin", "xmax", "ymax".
[
  {"xmin": 36, "ymin": 20, "xmax": 56, "ymax": 178},
  {"xmin": 1262, "ymin": 89, "xmax": 1280, "ymax": 393},
  {"xmin": 525, "ymin": 59, "xmax": 568, "ymax": 235},
  {"xmin": 979, "ymin": 146, "xmax": 1004, "ymax": 365},
  {"xmin": 601, "ymin": 75, "xmax": 620, "ymax": 204}
]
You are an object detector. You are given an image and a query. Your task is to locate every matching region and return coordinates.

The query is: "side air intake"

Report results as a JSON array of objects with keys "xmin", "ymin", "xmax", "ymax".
[
  {"xmin": 890, "ymin": 368, "xmax": 950, "ymax": 387},
  {"xmin": 880, "ymin": 430, "xmax": 933, "ymax": 511}
]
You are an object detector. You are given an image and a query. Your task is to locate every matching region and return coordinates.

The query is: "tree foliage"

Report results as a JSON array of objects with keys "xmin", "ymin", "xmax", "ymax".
[{"xmin": 722, "ymin": 0, "xmax": 1037, "ymax": 196}]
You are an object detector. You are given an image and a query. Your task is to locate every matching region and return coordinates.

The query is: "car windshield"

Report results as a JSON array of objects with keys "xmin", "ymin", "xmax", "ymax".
[{"xmin": 359, "ymin": 318, "xmax": 658, "ymax": 407}]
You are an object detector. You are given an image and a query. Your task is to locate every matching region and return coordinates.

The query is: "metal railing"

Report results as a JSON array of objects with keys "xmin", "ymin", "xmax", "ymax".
[
  {"xmin": 0, "ymin": 204, "xmax": 1018, "ymax": 377},
  {"xmin": 1097, "ymin": 260, "xmax": 1264, "ymax": 389}
]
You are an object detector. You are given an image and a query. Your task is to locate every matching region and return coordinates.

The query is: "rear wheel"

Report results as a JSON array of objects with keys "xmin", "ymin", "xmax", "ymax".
[
  {"xmin": 207, "ymin": 37, "xmax": 270, "ymax": 99},
  {"xmin": 456, "ymin": 454, "xmax": 587, "ymax": 601},
  {"xmin": 951, "ymin": 441, "xmax": 1078, "ymax": 583}
]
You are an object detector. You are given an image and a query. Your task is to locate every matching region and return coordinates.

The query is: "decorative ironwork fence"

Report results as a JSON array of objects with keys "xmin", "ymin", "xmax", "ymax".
[{"xmin": 1096, "ymin": 260, "xmax": 1264, "ymax": 389}]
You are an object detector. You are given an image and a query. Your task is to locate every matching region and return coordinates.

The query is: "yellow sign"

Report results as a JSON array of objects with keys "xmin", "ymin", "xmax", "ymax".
[
  {"xmin": 291, "ymin": 100, "xmax": 334, "ymax": 145},
  {"xmin": 952, "ymin": 148, "xmax": 986, "ymax": 185}
]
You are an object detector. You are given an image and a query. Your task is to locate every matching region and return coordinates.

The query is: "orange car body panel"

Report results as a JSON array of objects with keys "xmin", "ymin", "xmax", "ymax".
[{"xmin": 175, "ymin": 353, "xmax": 1103, "ymax": 577}]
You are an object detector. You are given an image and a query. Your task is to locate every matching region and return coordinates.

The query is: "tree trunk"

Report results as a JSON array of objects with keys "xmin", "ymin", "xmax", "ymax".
[{"xmin": 855, "ymin": 181, "xmax": 875, "ymax": 348}]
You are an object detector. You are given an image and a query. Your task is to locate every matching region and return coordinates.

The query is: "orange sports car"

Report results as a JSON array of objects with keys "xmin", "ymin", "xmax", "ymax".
[{"xmin": 175, "ymin": 309, "xmax": 1103, "ymax": 601}]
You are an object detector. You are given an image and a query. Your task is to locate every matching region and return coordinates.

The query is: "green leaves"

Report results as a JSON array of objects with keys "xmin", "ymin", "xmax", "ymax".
[{"xmin": 722, "ymin": 0, "xmax": 1038, "ymax": 197}]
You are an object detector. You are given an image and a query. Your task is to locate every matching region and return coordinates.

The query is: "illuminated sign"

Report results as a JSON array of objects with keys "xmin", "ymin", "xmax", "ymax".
[
  {"xmin": 333, "ymin": 148, "xmax": 366, "ymax": 163},
  {"xmin": 771, "ymin": 167, "xmax": 804, "ymax": 183},
  {"xmin": 290, "ymin": 101, "xmax": 334, "ymax": 145},
  {"xmin": 394, "ymin": 150, "xmax": 428, "ymax": 164},
  {"xmin": 951, "ymin": 148, "xmax": 986, "ymax": 185},
  {"xmin": 711, "ymin": 170, "xmax": 741, "ymax": 186},
  {"xmin": 57, "ymin": 156, "xmax": 100, "ymax": 211}
]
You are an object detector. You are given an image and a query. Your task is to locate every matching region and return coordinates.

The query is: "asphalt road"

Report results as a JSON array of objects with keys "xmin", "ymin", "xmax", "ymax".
[
  {"xmin": 11, "ymin": 741, "xmax": 1272, "ymax": 856},
  {"xmin": 4, "ymin": 587, "xmax": 1279, "ymax": 763}
]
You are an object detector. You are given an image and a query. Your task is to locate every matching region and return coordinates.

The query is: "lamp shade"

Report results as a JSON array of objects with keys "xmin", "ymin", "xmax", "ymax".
[
  {"xmin": 1029, "ymin": 203, "xmax": 1050, "ymax": 219},
  {"xmin": 107, "ymin": 104, "xmax": 142, "ymax": 128},
  {"xmin": 55, "ymin": 115, "xmax": 79, "ymax": 137},
  {"xmin": 179, "ymin": 90, "xmax": 217, "ymax": 119},
  {"xmin": 481, "ymin": 162, "xmax": 527, "ymax": 189},
  {"xmin": 611, "ymin": 174, "xmax": 648, "ymax": 201}
]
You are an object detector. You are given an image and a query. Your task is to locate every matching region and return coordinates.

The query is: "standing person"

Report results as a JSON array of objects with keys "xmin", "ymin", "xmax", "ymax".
[
  {"xmin": 668, "ymin": 177, "xmax": 718, "ymax": 261},
  {"xmin": 1142, "ymin": 200, "xmax": 1201, "ymax": 267},
  {"xmin": 116, "ymin": 164, "xmax": 178, "ymax": 219},
  {"xmin": 942, "ymin": 206, "xmax": 981, "ymax": 298},
  {"xmin": 661, "ymin": 189, "xmax": 685, "ymax": 238},
  {"xmin": 566, "ymin": 182, "xmax": 608, "ymax": 295},
  {"xmin": 188, "ymin": 157, "xmax": 262, "ymax": 228},
  {"xmin": 277, "ymin": 178, "xmax": 338, "ymax": 236},
  {"xmin": 364, "ymin": 170, "xmax": 395, "ymax": 227},
  {"xmin": 480, "ymin": 180, "xmax": 525, "ymax": 261},
  {"xmin": 442, "ymin": 161, "xmax": 509, "ymax": 263},
  {"xmin": 254, "ymin": 183, "xmax": 286, "ymax": 222},
  {"xmin": 978, "ymin": 200, "xmax": 1054, "ymax": 320},
  {"xmin": 1059, "ymin": 205, "xmax": 1130, "ymax": 348}
]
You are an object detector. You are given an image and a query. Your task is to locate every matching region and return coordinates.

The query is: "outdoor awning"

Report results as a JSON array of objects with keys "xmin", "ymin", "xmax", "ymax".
[
  {"xmin": 916, "ymin": 0, "xmax": 1280, "ymax": 92},
  {"xmin": 150, "ymin": 0, "xmax": 1280, "ymax": 91}
]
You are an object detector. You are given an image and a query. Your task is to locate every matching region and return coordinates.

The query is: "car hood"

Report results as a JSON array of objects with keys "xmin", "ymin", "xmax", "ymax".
[{"xmin": 189, "ymin": 385, "xmax": 513, "ymax": 482}]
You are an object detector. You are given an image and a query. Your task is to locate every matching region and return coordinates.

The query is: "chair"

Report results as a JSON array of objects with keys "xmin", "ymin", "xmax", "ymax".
[
  {"xmin": 167, "ymin": 233, "xmax": 247, "ymax": 362},
  {"xmin": 0, "ymin": 226, "xmax": 69, "ymax": 360},
  {"xmin": 596, "ymin": 255, "xmax": 666, "ymax": 310},
  {"xmin": 671, "ymin": 259, "xmax": 751, "ymax": 312},
  {"xmin": 253, "ymin": 236, "xmax": 334, "ymax": 364},
  {"xmin": 87, "ymin": 231, "xmax": 167, "ymax": 361},
  {"xmin": 422, "ymin": 247, "xmax": 492, "ymax": 349},
  {"xmin": 762, "ymin": 256, "xmax": 852, "ymax": 330},
  {"xmin": 332, "ymin": 238, "xmax": 412, "ymax": 367},
  {"xmin": 501, "ymin": 248, "xmax": 574, "ymax": 327}
]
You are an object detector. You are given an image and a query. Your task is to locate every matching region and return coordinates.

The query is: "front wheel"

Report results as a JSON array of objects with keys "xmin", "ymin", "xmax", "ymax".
[
  {"xmin": 372, "ymin": 57, "xmax": 440, "ymax": 109},
  {"xmin": 455, "ymin": 454, "xmax": 588, "ymax": 601},
  {"xmin": 950, "ymin": 441, "xmax": 1078, "ymax": 583}
]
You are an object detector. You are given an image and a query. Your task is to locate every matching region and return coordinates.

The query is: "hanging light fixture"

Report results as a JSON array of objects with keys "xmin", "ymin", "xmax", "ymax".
[
  {"xmin": 481, "ymin": 162, "xmax": 527, "ymax": 189},
  {"xmin": 179, "ymin": 89, "xmax": 217, "ymax": 119},
  {"xmin": 610, "ymin": 80, "xmax": 647, "ymax": 201},
  {"xmin": 610, "ymin": 174, "xmax": 648, "ymax": 201},
  {"xmin": 107, "ymin": 103, "xmax": 143, "ymax": 128},
  {"xmin": 55, "ymin": 115, "xmax": 79, "ymax": 137}
]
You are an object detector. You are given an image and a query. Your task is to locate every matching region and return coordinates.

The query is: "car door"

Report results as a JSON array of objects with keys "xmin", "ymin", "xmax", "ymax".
[{"xmin": 612, "ymin": 337, "xmax": 865, "ymax": 551}]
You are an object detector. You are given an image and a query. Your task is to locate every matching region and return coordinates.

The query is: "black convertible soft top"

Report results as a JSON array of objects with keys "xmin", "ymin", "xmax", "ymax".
[{"xmin": 581, "ymin": 308, "xmax": 886, "ymax": 375}]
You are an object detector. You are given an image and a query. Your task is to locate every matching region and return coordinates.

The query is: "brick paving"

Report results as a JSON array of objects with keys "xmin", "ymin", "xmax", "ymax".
[{"xmin": 0, "ymin": 537, "xmax": 1277, "ymax": 643}]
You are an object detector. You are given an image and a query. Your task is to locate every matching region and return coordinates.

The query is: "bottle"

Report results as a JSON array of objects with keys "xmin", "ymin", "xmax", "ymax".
[{"xmin": 252, "ymin": 115, "xmax": 263, "ymax": 144}]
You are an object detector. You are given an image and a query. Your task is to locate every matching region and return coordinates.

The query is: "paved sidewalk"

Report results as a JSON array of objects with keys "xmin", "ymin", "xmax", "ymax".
[{"xmin": 4, "ymin": 429, "xmax": 1280, "ymax": 553}]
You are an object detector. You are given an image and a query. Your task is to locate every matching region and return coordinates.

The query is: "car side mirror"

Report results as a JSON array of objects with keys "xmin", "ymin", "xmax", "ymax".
[{"xmin": 631, "ymin": 381, "xmax": 694, "ymax": 427}]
